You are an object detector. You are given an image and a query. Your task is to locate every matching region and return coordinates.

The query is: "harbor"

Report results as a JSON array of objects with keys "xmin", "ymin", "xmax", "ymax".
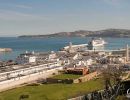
[
  {"xmin": 0, "ymin": 37, "xmax": 130, "ymax": 99},
  {"xmin": 1, "ymin": 0, "xmax": 130, "ymax": 99},
  {"xmin": 0, "ymin": 37, "xmax": 130, "ymax": 61},
  {"xmin": 0, "ymin": 38, "xmax": 129, "ymax": 88}
]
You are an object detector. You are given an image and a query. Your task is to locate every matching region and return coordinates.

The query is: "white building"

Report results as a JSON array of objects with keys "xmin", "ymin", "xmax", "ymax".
[
  {"xmin": 16, "ymin": 51, "xmax": 58, "ymax": 64},
  {"xmin": 16, "ymin": 54, "xmax": 36, "ymax": 64}
]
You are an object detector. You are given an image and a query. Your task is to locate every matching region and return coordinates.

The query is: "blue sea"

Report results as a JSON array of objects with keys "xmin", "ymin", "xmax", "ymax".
[{"xmin": 0, "ymin": 37, "xmax": 130, "ymax": 61}]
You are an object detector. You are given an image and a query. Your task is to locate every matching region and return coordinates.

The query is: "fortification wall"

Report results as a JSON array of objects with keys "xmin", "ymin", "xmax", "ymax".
[{"xmin": 0, "ymin": 67, "xmax": 61, "ymax": 92}]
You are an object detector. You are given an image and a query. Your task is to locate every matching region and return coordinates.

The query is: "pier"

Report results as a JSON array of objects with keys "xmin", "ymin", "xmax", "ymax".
[{"xmin": 0, "ymin": 48, "xmax": 12, "ymax": 52}]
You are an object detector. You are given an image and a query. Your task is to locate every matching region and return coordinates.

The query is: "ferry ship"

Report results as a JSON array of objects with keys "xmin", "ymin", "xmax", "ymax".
[
  {"xmin": 88, "ymin": 38, "xmax": 106, "ymax": 47},
  {"xmin": 61, "ymin": 38, "xmax": 107, "ymax": 51}
]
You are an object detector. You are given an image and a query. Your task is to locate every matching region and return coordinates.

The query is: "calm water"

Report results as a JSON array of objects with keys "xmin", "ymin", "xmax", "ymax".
[{"xmin": 0, "ymin": 37, "xmax": 130, "ymax": 61}]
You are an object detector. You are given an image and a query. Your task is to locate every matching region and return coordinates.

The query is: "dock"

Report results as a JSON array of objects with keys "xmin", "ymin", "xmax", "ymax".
[{"xmin": 0, "ymin": 48, "xmax": 12, "ymax": 52}]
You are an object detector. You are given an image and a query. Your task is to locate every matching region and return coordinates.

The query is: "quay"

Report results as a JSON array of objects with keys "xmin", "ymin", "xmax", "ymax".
[{"xmin": 0, "ymin": 48, "xmax": 12, "ymax": 52}]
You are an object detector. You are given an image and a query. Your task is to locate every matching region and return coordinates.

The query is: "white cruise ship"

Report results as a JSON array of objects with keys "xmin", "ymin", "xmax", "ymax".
[{"xmin": 88, "ymin": 38, "xmax": 106, "ymax": 47}]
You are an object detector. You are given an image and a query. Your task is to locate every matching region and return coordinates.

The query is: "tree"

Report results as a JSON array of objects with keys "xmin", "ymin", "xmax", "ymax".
[{"xmin": 101, "ymin": 64, "xmax": 124, "ymax": 99}]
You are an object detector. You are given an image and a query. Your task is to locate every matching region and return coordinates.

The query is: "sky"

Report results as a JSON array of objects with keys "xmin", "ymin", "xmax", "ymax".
[{"xmin": 0, "ymin": 0, "xmax": 130, "ymax": 36}]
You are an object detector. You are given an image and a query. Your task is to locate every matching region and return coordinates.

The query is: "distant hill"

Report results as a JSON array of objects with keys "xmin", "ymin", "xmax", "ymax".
[{"xmin": 19, "ymin": 29, "xmax": 130, "ymax": 38}]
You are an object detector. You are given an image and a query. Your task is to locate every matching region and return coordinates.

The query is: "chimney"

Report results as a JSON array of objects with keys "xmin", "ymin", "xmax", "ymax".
[
  {"xmin": 68, "ymin": 42, "xmax": 75, "ymax": 53},
  {"xmin": 69, "ymin": 42, "xmax": 72, "ymax": 49}
]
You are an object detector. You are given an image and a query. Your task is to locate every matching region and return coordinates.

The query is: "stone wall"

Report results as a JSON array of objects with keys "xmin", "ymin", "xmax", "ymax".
[
  {"xmin": 73, "ymin": 71, "xmax": 100, "ymax": 83},
  {"xmin": 0, "ymin": 67, "xmax": 62, "ymax": 92}
]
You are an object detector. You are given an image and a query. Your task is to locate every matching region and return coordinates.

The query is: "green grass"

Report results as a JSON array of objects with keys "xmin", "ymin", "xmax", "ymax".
[
  {"xmin": 128, "ymin": 73, "xmax": 130, "ymax": 79},
  {"xmin": 116, "ymin": 95, "xmax": 128, "ymax": 100},
  {"xmin": 0, "ymin": 78, "xmax": 104, "ymax": 100},
  {"xmin": 52, "ymin": 74, "xmax": 82, "ymax": 79},
  {"xmin": 122, "ymin": 72, "xmax": 128, "ymax": 77}
]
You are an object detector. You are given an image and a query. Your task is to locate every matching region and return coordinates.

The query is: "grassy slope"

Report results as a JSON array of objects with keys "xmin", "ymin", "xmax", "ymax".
[
  {"xmin": 0, "ymin": 78, "xmax": 104, "ymax": 100},
  {"xmin": 52, "ymin": 74, "xmax": 82, "ymax": 79}
]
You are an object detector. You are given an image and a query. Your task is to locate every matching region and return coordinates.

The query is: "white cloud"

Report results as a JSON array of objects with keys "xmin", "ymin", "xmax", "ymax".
[
  {"xmin": 103, "ymin": 0, "xmax": 123, "ymax": 6},
  {"xmin": 0, "ymin": 2, "xmax": 33, "ymax": 10},
  {"xmin": 0, "ymin": 9, "xmax": 49, "ymax": 21},
  {"xmin": 15, "ymin": 4, "xmax": 32, "ymax": 9}
]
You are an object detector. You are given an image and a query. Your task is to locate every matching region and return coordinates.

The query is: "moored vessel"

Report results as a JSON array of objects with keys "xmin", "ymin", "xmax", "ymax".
[{"xmin": 88, "ymin": 38, "xmax": 106, "ymax": 47}]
